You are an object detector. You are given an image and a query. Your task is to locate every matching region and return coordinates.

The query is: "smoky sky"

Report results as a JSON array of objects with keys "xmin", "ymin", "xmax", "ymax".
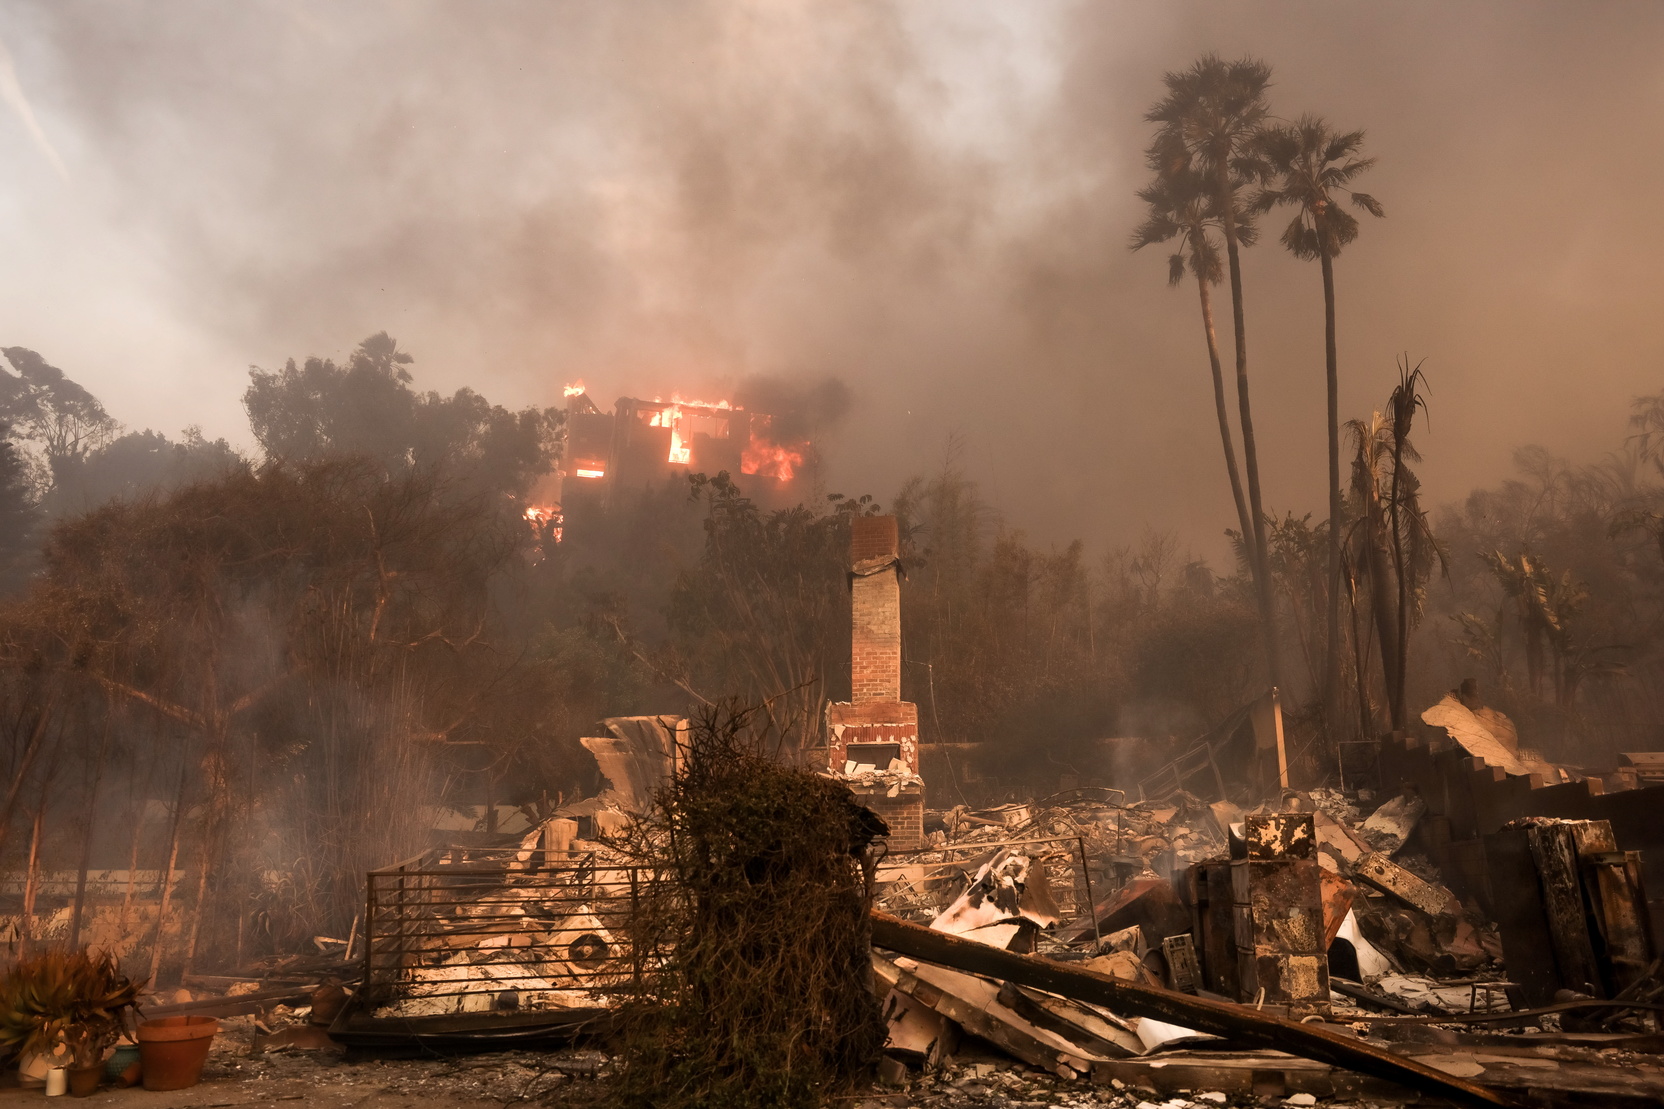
[{"xmin": 2, "ymin": 1, "xmax": 1662, "ymax": 563}]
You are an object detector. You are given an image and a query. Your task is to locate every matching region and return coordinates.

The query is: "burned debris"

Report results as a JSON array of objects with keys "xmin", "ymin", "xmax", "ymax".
[{"xmin": 8, "ymin": 516, "xmax": 1664, "ymax": 1109}]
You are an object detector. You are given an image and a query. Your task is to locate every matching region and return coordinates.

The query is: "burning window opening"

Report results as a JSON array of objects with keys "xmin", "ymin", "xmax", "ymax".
[
  {"xmin": 741, "ymin": 414, "xmax": 805, "ymax": 482},
  {"xmin": 565, "ymin": 389, "xmax": 809, "ymax": 495}
]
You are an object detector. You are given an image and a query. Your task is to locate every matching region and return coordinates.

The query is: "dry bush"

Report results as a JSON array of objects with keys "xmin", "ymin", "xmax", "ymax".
[{"xmin": 614, "ymin": 702, "xmax": 886, "ymax": 1109}]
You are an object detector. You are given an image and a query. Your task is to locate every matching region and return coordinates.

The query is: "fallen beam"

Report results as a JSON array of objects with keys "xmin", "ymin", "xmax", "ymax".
[
  {"xmin": 869, "ymin": 910, "xmax": 1513, "ymax": 1108},
  {"xmin": 143, "ymin": 985, "xmax": 318, "ymax": 1020}
]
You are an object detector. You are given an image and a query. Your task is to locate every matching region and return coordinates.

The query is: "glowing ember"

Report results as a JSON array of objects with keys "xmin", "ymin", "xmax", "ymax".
[
  {"xmin": 563, "ymin": 381, "xmax": 586, "ymax": 397},
  {"xmin": 573, "ymin": 467, "xmax": 606, "ymax": 479}
]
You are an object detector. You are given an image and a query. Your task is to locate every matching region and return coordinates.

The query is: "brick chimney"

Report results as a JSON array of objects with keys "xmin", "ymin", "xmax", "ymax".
[
  {"xmin": 828, "ymin": 516, "xmax": 923, "ymax": 851},
  {"xmin": 849, "ymin": 515, "xmax": 901, "ymax": 703}
]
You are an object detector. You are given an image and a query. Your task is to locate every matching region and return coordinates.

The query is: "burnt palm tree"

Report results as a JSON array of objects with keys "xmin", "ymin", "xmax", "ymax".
[
  {"xmin": 1253, "ymin": 117, "xmax": 1383, "ymax": 728},
  {"xmin": 1130, "ymin": 150, "xmax": 1254, "ymax": 555},
  {"xmin": 1146, "ymin": 55, "xmax": 1280, "ymax": 690},
  {"xmin": 1344, "ymin": 360, "xmax": 1441, "ymax": 731}
]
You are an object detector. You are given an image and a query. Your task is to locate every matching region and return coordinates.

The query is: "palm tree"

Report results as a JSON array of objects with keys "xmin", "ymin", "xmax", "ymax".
[
  {"xmin": 1253, "ymin": 117, "xmax": 1384, "ymax": 729},
  {"xmin": 1344, "ymin": 360, "xmax": 1441, "ymax": 731},
  {"xmin": 1130, "ymin": 148, "xmax": 1255, "ymax": 557},
  {"xmin": 1146, "ymin": 55, "xmax": 1281, "ymax": 690}
]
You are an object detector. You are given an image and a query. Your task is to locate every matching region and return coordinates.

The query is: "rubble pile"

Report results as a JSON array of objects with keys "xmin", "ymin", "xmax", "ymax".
[{"xmin": 863, "ymin": 783, "xmax": 1664, "ymax": 1106}]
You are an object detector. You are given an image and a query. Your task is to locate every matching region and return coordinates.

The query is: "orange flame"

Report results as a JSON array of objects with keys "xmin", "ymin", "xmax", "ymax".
[
  {"xmin": 524, "ymin": 505, "xmax": 563, "ymax": 543},
  {"xmin": 741, "ymin": 413, "xmax": 804, "ymax": 482},
  {"xmin": 563, "ymin": 381, "xmax": 586, "ymax": 397},
  {"xmin": 648, "ymin": 397, "xmax": 737, "ymax": 465}
]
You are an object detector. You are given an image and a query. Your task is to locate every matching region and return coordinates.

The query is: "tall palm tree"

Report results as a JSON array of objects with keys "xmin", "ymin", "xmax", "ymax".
[
  {"xmin": 1146, "ymin": 54, "xmax": 1280, "ymax": 689},
  {"xmin": 1130, "ymin": 149, "xmax": 1255, "ymax": 556},
  {"xmin": 1254, "ymin": 116, "xmax": 1384, "ymax": 729}
]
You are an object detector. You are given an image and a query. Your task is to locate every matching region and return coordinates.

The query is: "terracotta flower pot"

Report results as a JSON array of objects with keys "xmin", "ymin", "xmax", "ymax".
[
  {"xmin": 136, "ymin": 1016, "xmax": 218, "ymax": 1091},
  {"xmin": 68, "ymin": 1064, "xmax": 102, "ymax": 1097}
]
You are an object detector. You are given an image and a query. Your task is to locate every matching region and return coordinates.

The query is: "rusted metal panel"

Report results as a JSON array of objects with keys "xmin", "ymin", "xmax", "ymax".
[
  {"xmin": 1201, "ymin": 863, "xmax": 1238, "ymax": 1000},
  {"xmin": 1527, "ymin": 821, "xmax": 1605, "ymax": 997},
  {"xmin": 1569, "ymin": 826, "xmax": 1656, "ymax": 996},
  {"xmin": 1161, "ymin": 933, "xmax": 1201, "ymax": 994},
  {"xmin": 1243, "ymin": 812, "xmax": 1315, "ymax": 859},
  {"xmin": 1230, "ymin": 857, "xmax": 1328, "ymax": 1015},
  {"xmin": 1354, "ymin": 852, "xmax": 1457, "ymax": 918}
]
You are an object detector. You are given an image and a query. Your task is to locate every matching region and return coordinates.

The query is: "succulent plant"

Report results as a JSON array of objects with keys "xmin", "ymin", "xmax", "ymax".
[{"xmin": 0, "ymin": 949, "xmax": 146, "ymax": 1068}]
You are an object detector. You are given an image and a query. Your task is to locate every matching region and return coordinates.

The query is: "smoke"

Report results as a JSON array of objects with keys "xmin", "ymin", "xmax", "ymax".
[
  {"xmin": 0, "ymin": 28, "xmax": 66, "ymax": 181},
  {"xmin": 2, "ymin": 1, "xmax": 1663, "ymax": 562},
  {"xmin": 735, "ymin": 376, "xmax": 853, "ymax": 446}
]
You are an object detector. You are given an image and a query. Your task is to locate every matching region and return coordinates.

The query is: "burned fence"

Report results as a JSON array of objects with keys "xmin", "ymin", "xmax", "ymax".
[{"xmin": 343, "ymin": 846, "xmax": 651, "ymax": 1044}]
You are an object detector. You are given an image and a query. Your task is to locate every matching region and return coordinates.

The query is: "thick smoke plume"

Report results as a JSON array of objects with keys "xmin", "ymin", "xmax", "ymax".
[{"xmin": 1, "ymin": 1, "xmax": 1662, "ymax": 558}]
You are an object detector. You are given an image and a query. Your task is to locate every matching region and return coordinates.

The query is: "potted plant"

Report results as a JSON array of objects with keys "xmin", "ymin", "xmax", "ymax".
[{"xmin": 0, "ymin": 948, "xmax": 145, "ymax": 1097}]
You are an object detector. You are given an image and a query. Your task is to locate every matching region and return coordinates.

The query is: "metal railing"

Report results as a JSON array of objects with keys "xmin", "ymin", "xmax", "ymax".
[{"xmin": 362, "ymin": 846, "xmax": 650, "ymax": 1017}]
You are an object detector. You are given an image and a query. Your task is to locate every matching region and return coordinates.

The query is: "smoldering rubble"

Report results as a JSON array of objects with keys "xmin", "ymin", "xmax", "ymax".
[{"xmin": 119, "ymin": 515, "xmax": 1664, "ymax": 1109}]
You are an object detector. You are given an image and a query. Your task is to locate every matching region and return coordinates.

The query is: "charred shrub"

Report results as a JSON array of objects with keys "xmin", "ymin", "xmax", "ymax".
[{"xmin": 615, "ymin": 703, "xmax": 886, "ymax": 1109}]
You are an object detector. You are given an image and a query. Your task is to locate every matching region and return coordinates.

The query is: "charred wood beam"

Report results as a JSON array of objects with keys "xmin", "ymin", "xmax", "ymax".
[
  {"xmin": 1328, "ymin": 977, "xmax": 1422, "ymax": 1015},
  {"xmin": 869, "ymin": 910, "xmax": 1514, "ymax": 1108},
  {"xmin": 143, "ymin": 984, "xmax": 318, "ymax": 1019}
]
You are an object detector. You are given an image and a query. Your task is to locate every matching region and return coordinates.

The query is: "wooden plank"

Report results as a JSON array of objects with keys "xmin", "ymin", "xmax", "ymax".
[{"xmin": 870, "ymin": 909, "xmax": 1512, "ymax": 1108}]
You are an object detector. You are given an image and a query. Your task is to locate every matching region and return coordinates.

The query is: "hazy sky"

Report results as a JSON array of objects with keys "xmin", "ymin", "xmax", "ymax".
[{"xmin": 3, "ymin": 1, "xmax": 1662, "ymax": 562}]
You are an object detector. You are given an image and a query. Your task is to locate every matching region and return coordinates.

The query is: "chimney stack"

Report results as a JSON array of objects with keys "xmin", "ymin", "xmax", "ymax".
[
  {"xmin": 826, "ymin": 515, "xmax": 923, "ymax": 851},
  {"xmin": 849, "ymin": 516, "xmax": 901, "ymax": 704}
]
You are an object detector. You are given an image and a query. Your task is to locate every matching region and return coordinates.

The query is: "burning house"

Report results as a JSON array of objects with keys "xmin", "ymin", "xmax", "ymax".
[{"xmin": 555, "ymin": 385, "xmax": 809, "ymax": 511}]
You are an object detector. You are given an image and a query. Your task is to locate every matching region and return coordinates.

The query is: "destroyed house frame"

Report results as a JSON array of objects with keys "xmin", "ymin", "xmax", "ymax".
[{"xmin": 339, "ymin": 847, "xmax": 650, "ymax": 1047}]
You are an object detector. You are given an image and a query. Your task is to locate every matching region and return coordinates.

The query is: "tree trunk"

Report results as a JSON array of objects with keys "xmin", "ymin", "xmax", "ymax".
[
  {"xmin": 1390, "ymin": 430, "xmax": 1410, "ymax": 731},
  {"xmin": 1195, "ymin": 274, "xmax": 1254, "ymax": 554},
  {"xmin": 0, "ymin": 700, "xmax": 54, "ymax": 862},
  {"xmin": 1348, "ymin": 568, "xmax": 1374, "ymax": 743},
  {"xmin": 1363, "ymin": 487, "xmax": 1402, "ymax": 729},
  {"xmin": 1321, "ymin": 249, "xmax": 1343, "ymax": 734},
  {"xmin": 149, "ymin": 768, "xmax": 189, "ymax": 986},
  {"xmin": 1218, "ymin": 176, "xmax": 1282, "ymax": 692},
  {"xmin": 69, "ymin": 717, "xmax": 113, "ymax": 948},
  {"xmin": 20, "ymin": 803, "xmax": 45, "ymax": 952}
]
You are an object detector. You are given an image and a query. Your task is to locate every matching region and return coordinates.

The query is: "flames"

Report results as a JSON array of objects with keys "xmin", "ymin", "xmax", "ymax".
[
  {"xmin": 524, "ymin": 504, "xmax": 563, "ymax": 543},
  {"xmin": 647, "ymin": 396, "xmax": 739, "ymax": 469},
  {"xmin": 741, "ymin": 414, "xmax": 803, "ymax": 481},
  {"xmin": 565, "ymin": 385, "xmax": 806, "ymax": 483},
  {"xmin": 648, "ymin": 403, "xmax": 694, "ymax": 465}
]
